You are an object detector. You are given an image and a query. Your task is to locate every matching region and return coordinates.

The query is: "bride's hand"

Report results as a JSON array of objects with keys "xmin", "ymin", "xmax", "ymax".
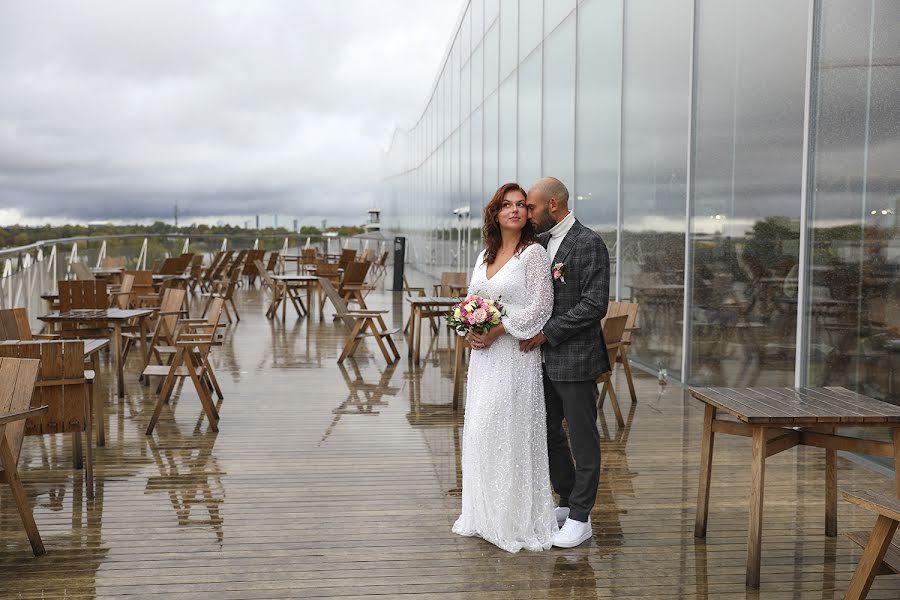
[{"xmin": 468, "ymin": 332, "xmax": 487, "ymax": 350}]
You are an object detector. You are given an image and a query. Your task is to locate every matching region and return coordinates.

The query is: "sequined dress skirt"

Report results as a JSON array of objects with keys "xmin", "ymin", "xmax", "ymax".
[{"xmin": 451, "ymin": 334, "xmax": 559, "ymax": 552}]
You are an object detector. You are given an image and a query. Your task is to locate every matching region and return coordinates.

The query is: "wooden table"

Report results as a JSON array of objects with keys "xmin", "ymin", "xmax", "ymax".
[
  {"xmin": 406, "ymin": 297, "xmax": 457, "ymax": 365},
  {"xmin": 38, "ymin": 309, "xmax": 154, "ymax": 399},
  {"xmin": 269, "ymin": 275, "xmax": 318, "ymax": 320},
  {"xmin": 690, "ymin": 385, "xmax": 900, "ymax": 589}
]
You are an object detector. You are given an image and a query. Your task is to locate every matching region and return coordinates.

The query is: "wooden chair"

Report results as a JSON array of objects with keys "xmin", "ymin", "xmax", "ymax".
[
  {"xmin": 433, "ymin": 272, "xmax": 468, "ymax": 297},
  {"xmin": 842, "ymin": 489, "xmax": 900, "ymax": 600},
  {"xmin": 69, "ymin": 262, "xmax": 95, "ymax": 281},
  {"xmin": 300, "ymin": 248, "xmax": 318, "ymax": 274},
  {"xmin": 318, "ymin": 277, "xmax": 400, "ymax": 364},
  {"xmin": 202, "ymin": 264, "xmax": 242, "ymax": 323},
  {"xmin": 144, "ymin": 297, "xmax": 225, "ymax": 435},
  {"xmin": 338, "ymin": 261, "xmax": 372, "ymax": 310},
  {"xmin": 0, "ymin": 357, "xmax": 45, "ymax": 555},
  {"xmin": 0, "ymin": 308, "xmax": 55, "ymax": 341},
  {"xmin": 371, "ymin": 251, "xmax": 389, "ymax": 280},
  {"xmin": 600, "ymin": 301, "xmax": 640, "ymax": 404},
  {"xmin": 596, "ymin": 314, "xmax": 629, "ymax": 427},
  {"xmin": 110, "ymin": 273, "xmax": 135, "ymax": 309},
  {"xmin": 124, "ymin": 271, "xmax": 155, "ymax": 306},
  {"xmin": 338, "ymin": 249, "xmax": 357, "ymax": 271},
  {"xmin": 129, "ymin": 287, "xmax": 188, "ymax": 368},
  {"xmin": 265, "ymin": 251, "xmax": 280, "ymax": 274},
  {"xmin": 0, "ymin": 341, "xmax": 96, "ymax": 500},
  {"xmin": 316, "ymin": 262, "xmax": 342, "ymax": 320},
  {"xmin": 243, "ymin": 249, "xmax": 266, "ymax": 285},
  {"xmin": 57, "ymin": 280, "xmax": 109, "ymax": 338},
  {"xmin": 144, "ymin": 294, "xmax": 225, "ymax": 399},
  {"xmin": 100, "ymin": 257, "xmax": 126, "ymax": 269}
]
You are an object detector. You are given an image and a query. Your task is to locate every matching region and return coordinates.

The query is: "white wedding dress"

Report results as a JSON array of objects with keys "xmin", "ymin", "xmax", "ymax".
[{"xmin": 452, "ymin": 243, "xmax": 558, "ymax": 552}]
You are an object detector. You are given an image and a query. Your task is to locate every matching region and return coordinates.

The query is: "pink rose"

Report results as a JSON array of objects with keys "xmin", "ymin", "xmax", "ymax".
[
  {"xmin": 553, "ymin": 271, "xmax": 561, "ymax": 280},
  {"xmin": 473, "ymin": 308, "xmax": 488, "ymax": 324}
]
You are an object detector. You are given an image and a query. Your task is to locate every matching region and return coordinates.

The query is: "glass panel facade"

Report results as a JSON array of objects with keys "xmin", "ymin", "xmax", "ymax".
[
  {"xmin": 689, "ymin": 0, "xmax": 808, "ymax": 386},
  {"xmin": 807, "ymin": 0, "xmax": 900, "ymax": 406},
  {"xmin": 382, "ymin": 0, "xmax": 900, "ymax": 404},
  {"xmin": 621, "ymin": 0, "xmax": 691, "ymax": 380},
  {"xmin": 541, "ymin": 14, "xmax": 575, "ymax": 194}
]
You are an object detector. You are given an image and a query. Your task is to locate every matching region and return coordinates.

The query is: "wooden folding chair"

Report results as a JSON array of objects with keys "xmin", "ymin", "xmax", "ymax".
[
  {"xmin": 202, "ymin": 265, "xmax": 242, "ymax": 323},
  {"xmin": 318, "ymin": 278, "xmax": 400, "ymax": 364},
  {"xmin": 0, "ymin": 357, "xmax": 45, "ymax": 555},
  {"xmin": 129, "ymin": 287, "xmax": 188, "ymax": 369},
  {"xmin": 338, "ymin": 261, "xmax": 372, "ymax": 310},
  {"xmin": 57, "ymin": 280, "xmax": 109, "ymax": 338},
  {"xmin": 100, "ymin": 256, "xmax": 126, "ymax": 269},
  {"xmin": 0, "ymin": 341, "xmax": 96, "ymax": 499},
  {"xmin": 144, "ymin": 297, "xmax": 224, "ymax": 435},
  {"xmin": 69, "ymin": 262, "xmax": 95, "ymax": 281},
  {"xmin": 433, "ymin": 271, "xmax": 468, "ymax": 297},
  {"xmin": 338, "ymin": 249, "xmax": 357, "ymax": 272},
  {"xmin": 0, "ymin": 308, "xmax": 51, "ymax": 341},
  {"xmin": 110, "ymin": 273, "xmax": 135, "ymax": 309},
  {"xmin": 600, "ymin": 301, "xmax": 640, "ymax": 404},
  {"xmin": 842, "ymin": 489, "xmax": 900, "ymax": 600},
  {"xmin": 596, "ymin": 314, "xmax": 629, "ymax": 427}
]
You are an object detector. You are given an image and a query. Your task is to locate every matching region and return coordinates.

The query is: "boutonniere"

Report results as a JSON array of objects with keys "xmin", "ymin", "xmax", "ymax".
[{"xmin": 552, "ymin": 262, "xmax": 566, "ymax": 284}]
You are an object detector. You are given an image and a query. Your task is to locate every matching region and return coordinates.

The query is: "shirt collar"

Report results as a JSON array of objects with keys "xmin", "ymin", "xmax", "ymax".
[{"xmin": 548, "ymin": 211, "xmax": 575, "ymax": 239}]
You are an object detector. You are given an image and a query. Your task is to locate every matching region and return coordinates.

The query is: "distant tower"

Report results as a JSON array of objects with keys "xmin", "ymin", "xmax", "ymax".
[
  {"xmin": 255, "ymin": 214, "xmax": 260, "ymax": 230},
  {"xmin": 274, "ymin": 214, "xmax": 278, "ymax": 229},
  {"xmin": 293, "ymin": 219, "xmax": 298, "ymax": 232},
  {"xmin": 174, "ymin": 199, "xmax": 179, "ymax": 228}
]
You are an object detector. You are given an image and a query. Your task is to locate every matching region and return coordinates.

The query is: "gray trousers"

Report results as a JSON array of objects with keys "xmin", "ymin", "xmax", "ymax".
[{"xmin": 543, "ymin": 369, "xmax": 600, "ymax": 523}]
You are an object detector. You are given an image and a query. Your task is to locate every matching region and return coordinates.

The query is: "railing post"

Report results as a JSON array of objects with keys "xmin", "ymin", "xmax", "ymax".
[
  {"xmin": 253, "ymin": 238, "xmax": 259, "ymax": 250},
  {"xmin": 67, "ymin": 242, "xmax": 78, "ymax": 278},
  {"xmin": 221, "ymin": 238, "xmax": 228, "ymax": 252},
  {"xmin": 96, "ymin": 240, "xmax": 107, "ymax": 268},
  {"xmin": 137, "ymin": 238, "xmax": 148, "ymax": 270},
  {"xmin": 182, "ymin": 238, "xmax": 190, "ymax": 254},
  {"xmin": 47, "ymin": 245, "xmax": 57, "ymax": 275},
  {"xmin": 2, "ymin": 259, "xmax": 12, "ymax": 278}
]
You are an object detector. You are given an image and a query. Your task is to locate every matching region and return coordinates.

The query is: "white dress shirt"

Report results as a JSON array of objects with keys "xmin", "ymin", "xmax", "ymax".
[{"xmin": 546, "ymin": 211, "xmax": 576, "ymax": 263}]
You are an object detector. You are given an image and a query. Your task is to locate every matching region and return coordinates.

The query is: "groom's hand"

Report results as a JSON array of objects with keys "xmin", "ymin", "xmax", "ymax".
[{"xmin": 519, "ymin": 332, "xmax": 546, "ymax": 353}]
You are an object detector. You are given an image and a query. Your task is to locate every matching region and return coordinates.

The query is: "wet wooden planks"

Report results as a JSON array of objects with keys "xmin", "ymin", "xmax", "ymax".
[{"xmin": 0, "ymin": 288, "xmax": 899, "ymax": 598}]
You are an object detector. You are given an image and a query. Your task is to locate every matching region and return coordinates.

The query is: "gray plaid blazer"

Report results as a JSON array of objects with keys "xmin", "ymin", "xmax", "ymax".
[{"xmin": 540, "ymin": 220, "xmax": 611, "ymax": 382}]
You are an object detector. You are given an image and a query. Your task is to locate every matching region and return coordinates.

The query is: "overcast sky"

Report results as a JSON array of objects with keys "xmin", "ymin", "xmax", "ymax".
[{"xmin": 0, "ymin": 1, "xmax": 461, "ymax": 227}]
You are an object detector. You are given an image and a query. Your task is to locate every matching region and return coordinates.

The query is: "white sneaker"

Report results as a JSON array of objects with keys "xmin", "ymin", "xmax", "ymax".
[
  {"xmin": 554, "ymin": 506, "xmax": 570, "ymax": 527},
  {"xmin": 553, "ymin": 517, "xmax": 592, "ymax": 548}
]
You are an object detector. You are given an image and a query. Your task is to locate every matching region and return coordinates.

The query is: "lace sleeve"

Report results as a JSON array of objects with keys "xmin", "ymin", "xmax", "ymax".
[{"xmin": 501, "ymin": 245, "xmax": 553, "ymax": 340}]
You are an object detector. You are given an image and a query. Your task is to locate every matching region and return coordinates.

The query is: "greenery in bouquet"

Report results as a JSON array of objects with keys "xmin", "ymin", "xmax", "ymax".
[{"xmin": 445, "ymin": 293, "xmax": 505, "ymax": 336}]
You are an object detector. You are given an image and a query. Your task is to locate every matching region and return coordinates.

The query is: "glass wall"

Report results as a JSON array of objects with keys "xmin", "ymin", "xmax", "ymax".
[
  {"xmin": 381, "ymin": 0, "xmax": 900, "ymax": 404},
  {"xmin": 806, "ymin": 0, "xmax": 900, "ymax": 403}
]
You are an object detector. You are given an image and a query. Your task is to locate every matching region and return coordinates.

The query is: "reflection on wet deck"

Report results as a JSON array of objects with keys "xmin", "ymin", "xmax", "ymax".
[{"xmin": 2, "ymin": 287, "xmax": 900, "ymax": 599}]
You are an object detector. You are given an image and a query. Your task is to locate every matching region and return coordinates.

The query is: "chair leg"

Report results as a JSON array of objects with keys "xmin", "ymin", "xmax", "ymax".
[
  {"xmin": 0, "ymin": 436, "xmax": 45, "ymax": 555},
  {"xmin": 186, "ymin": 354, "xmax": 219, "ymax": 429},
  {"xmin": 621, "ymin": 350, "xmax": 637, "ymax": 403},
  {"xmin": 604, "ymin": 380, "xmax": 624, "ymax": 427},
  {"xmin": 72, "ymin": 430, "xmax": 83, "ymax": 470},
  {"xmin": 147, "ymin": 349, "xmax": 183, "ymax": 435},
  {"xmin": 368, "ymin": 320, "xmax": 393, "ymax": 363},
  {"xmin": 844, "ymin": 515, "xmax": 900, "ymax": 600},
  {"xmin": 229, "ymin": 298, "xmax": 240, "ymax": 321},
  {"xmin": 83, "ymin": 385, "xmax": 94, "ymax": 500},
  {"xmin": 203, "ymin": 356, "xmax": 224, "ymax": 400},
  {"xmin": 339, "ymin": 319, "xmax": 366, "ymax": 364}
]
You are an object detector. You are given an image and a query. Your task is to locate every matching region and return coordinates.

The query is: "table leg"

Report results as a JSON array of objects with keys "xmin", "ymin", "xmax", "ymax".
[
  {"xmin": 91, "ymin": 354, "xmax": 105, "ymax": 447},
  {"xmin": 282, "ymin": 284, "xmax": 287, "ymax": 321},
  {"xmin": 140, "ymin": 317, "xmax": 150, "ymax": 387},
  {"xmin": 407, "ymin": 305, "xmax": 416, "ymax": 358},
  {"xmin": 825, "ymin": 426, "xmax": 837, "ymax": 537},
  {"xmin": 694, "ymin": 404, "xmax": 716, "ymax": 538},
  {"xmin": 414, "ymin": 306, "xmax": 423, "ymax": 365},
  {"xmin": 113, "ymin": 323, "xmax": 125, "ymax": 398},
  {"xmin": 746, "ymin": 425, "xmax": 767, "ymax": 589},
  {"xmin": 893, "ymin": 428, "xmax": 900, "ymax": 497}
]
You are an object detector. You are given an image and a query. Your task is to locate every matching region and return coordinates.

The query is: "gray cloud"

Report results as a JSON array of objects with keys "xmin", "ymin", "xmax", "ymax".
[{"xmin": 0, "ymin": 0, "xmax": 461, "ymax": 225}]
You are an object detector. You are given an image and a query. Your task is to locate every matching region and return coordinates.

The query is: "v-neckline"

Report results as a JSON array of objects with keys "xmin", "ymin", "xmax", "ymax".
[{"xmin": 485, "ymin": 252, "xmax": 515, "ymax": 281}]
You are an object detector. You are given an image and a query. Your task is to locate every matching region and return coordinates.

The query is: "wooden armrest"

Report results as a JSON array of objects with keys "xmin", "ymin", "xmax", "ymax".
[
  {"xmin": 157, "ymin": 311, "xmax": 184, "ymax": 316},
  {"xmin": 0, "ymin": 406, "xmax": 48, "ymax": 426},
  {"xmin": 843, "ymin": 489, "xmax": 900, "ymax": 522},
  {"xmin": 347, "ymin": 309, "xmax": 389, "ymax": 315},
  {"xmin": 138, "ymin": 295, "xmax": 160, "ymax": 302},
  {"xmin": 175, "ymin": 339, "xmax": 213, "ymax": 347},
  {"xmin": 625, "ymin": 326, "xmax": 641, "ymax": 332},
  {"xmin": 33, "ymin": 333, "xmax": 60, "ymax": 340}
]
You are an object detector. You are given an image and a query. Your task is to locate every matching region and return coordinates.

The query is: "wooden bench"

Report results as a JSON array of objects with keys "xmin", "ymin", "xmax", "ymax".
[
  {"xmin": 0, "ymin": 357, "xmax": 46, "ymax": 555},
  {"xmin": 843, "ymin": 489, "xmax": 900, "ymax": 600}
]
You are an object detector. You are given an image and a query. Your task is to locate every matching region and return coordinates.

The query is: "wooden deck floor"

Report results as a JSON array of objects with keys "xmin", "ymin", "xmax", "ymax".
[{"xmin": 2, "ymin": 287, "xmax": 900, "ymax": 599}]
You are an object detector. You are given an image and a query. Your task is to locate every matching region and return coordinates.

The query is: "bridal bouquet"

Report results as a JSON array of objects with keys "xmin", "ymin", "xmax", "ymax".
[{"xmin": 446, "ymin": 294, "xmax": 505, "ymax": 336}]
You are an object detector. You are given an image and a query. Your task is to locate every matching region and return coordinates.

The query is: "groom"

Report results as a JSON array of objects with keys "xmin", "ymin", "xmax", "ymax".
[{"xmin": 521, "ymin": 177, "xmax": 611, "ymax": 548}]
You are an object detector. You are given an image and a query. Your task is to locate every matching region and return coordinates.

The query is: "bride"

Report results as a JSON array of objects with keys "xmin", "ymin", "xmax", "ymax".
[{"xmin": 451, "ymin": 182, "xmax": 558, "ymax": 552}]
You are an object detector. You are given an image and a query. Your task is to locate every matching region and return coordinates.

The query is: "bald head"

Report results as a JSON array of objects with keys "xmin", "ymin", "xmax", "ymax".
[
  {"xmin": 526, "ymin": 177, "xmax": 571, "ymax": 234},
  {"xmin": 530, "ymin": 177, "xmax": 569, "ymax": 208}
]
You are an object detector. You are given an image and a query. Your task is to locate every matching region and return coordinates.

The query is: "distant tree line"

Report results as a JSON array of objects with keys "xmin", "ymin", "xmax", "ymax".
[{"xmin": 0, "ymin": 221, "xmax": 364, "ymax": 249}]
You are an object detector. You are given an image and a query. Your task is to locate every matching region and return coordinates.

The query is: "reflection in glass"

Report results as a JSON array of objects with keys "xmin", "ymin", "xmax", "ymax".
[
  {"xmin": 517, "ymin": 48, "xmax": 542, "ymax": 188},
  {"xmin": 807, "ymin": 0, "xmax": 900, "ymax": 406},
  {"xmin": 499, "ymin": 74, "xmax": 517, "ymax": 183},
  {"xmin": 519, "ymin": 0, "xmax": 542, "ymax": 62},
  {"xmin": 689, "ymin": 0, "xmax": 808, "ymax": 386},
  {"xmin": 621, "ymin": 0, "xmax": 691, "ymax": 378},
  {"xmin": 541, "ymin": 14, "xmax": 575, "ymax": 191},
  {"xmin": 575, "ymin": 0, "xmax": 620, "ymax": 261}
]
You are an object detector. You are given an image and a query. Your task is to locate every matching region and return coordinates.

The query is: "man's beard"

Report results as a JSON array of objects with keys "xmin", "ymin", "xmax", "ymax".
[{"xmin": 533, "ymin": 212, "xmax": 557, "ymax": 234}]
